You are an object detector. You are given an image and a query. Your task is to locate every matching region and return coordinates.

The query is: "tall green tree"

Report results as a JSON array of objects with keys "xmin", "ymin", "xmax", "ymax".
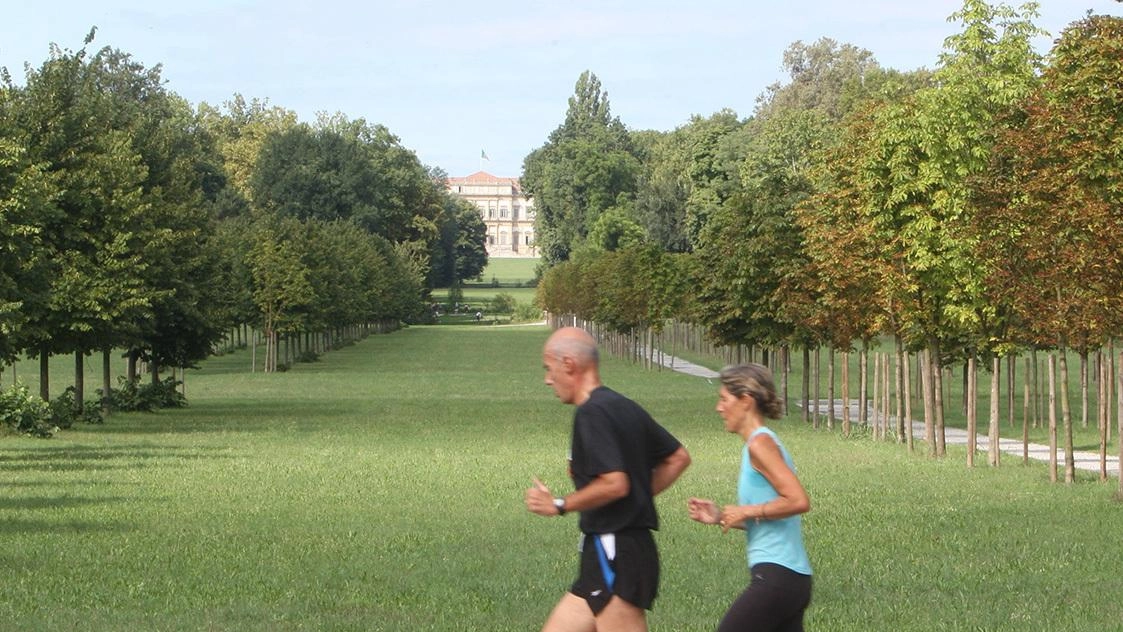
[
  {"xmin": 755, "ymin": 37, "xmax": 882, "ymax": 121},
  {"xmin": 0, "ymin": 120, "xmax": 56, "ymax": 366},
  {"xmin": 5, "ymin": 34, "xmax": 158, "ymax": 400},
  {"xmin": 429, "ymin": 195, "xmax": 488, "ymax": 287},
  {"xmin": 522, "ymin": 71, "xmax": 640, "ymax": 265},
  {"xmin": 889, "ymin": 0, "xmax": 1043, "ymax": 454},
  {"xmin": 197, "ymin": 94, "xmax": 297, "ymax": 207}
]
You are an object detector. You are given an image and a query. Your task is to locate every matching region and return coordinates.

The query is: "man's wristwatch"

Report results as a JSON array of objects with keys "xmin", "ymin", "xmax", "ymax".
[{"xmin": 553, "ymin": 497, "xmax": 567, "ymax": 516}]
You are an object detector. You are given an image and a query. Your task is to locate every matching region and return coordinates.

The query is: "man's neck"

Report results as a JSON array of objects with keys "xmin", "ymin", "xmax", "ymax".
[{"xmin": 572, "ymin": 376, "xmax": 603, "ymax": 406}]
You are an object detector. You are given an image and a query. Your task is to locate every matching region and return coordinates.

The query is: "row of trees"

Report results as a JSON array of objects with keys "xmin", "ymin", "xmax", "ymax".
[
  {"xmin": 528, "ymin": 3, "xmax": 1123, "ymax": 486},
  {"xmin": 0, "ymin": 29, "xmax": 488, "ymax": 415}
]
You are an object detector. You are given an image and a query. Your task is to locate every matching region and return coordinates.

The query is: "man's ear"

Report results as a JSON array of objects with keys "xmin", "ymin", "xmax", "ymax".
[{"xmin": 561, "ymin": 355, "xmax": 578, "ymax": 374}]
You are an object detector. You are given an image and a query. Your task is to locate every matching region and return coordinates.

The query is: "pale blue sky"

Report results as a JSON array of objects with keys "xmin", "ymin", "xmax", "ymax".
[{"xmin": 3, "ymin": 1, "xmax": 1120, "ymax": 178}]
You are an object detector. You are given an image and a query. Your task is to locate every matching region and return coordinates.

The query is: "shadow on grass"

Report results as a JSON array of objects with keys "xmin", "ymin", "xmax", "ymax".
[
  {"xmin": 0, "ymin": 444, "xmax": 233, "ymax": 472},
  {"xmin": 0, "ymin": 517, "xmax": 129, "ymax": 535},
  {"xmin": 87, "ymin": 400, "xmax": 369, "ymax": 435},
  {"xmin": 0, "ymin": 495, "xmax": 130, "ymax": 511}
]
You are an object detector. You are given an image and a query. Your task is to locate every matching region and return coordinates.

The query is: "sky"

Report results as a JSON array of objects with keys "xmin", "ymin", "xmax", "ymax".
[{"xmin": 3, "ymin": 1, "xmax": 1121, "ymax": 179}]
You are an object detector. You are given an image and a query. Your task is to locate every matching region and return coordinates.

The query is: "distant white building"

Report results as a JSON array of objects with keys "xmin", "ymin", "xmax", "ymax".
[{"xmin": 446, "ymin": 171, "xmax": 538, "ymax": 258}]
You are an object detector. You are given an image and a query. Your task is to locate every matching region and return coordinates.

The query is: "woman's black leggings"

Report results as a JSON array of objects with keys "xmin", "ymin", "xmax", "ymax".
[{"xmin": 717, "ymin": 563, "xmax": 812, "ymax": 632}]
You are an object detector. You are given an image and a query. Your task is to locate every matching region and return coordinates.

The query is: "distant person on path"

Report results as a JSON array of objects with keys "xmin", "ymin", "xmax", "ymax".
[
  {"xmin": 526, "ymin": 326, "xmax": 692, "ymax": 632},
  {"xmin": 688, "ymin": 363, "xmax": 812, "ymax": 632}
]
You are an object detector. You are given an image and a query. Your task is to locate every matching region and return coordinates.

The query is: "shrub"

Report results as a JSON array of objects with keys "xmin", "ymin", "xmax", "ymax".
[
  {"xmin": 0, "ymin": 382, "xmax": 56, "ymax": 438},
  {"xmin": 104, "ymin": 376, "xmax": 187, "ymax": 412},
  {"xmin": 514, "ymin": 301, "xmax": 544, "ymax": 323},
  {"xmin": 49, "ymin": 387, "xmax": 104, "ymax": 428},
  {"xmin": 490, "ymin": 293, "xmax": 517, "ymax": 314}
]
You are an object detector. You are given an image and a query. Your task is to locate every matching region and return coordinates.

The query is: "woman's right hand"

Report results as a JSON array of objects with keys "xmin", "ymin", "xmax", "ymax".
[{"xmin": 688, "ymin": 497, "xmax": 721, "ymax": 525}]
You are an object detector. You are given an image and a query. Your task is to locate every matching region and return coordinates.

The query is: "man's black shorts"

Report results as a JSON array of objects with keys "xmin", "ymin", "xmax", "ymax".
[{"xmin": 570, "ymin": 530, "xmax": 659, "ymax": 614}]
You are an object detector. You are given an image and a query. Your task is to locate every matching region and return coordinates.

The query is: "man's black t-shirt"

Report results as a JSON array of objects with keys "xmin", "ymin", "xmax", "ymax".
[{"xmin": 569, "ymin": 386, "xmax": 682, "ymax": 534}]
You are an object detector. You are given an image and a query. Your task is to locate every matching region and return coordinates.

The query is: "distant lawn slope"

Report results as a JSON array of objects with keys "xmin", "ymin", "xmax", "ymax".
[
  {"xmin": 473, "ymin": 256, "xmax": 540, "ymax": 285},
  {"xmin": 0, "ymin": 325, "xmax": 1119, "ymax": 630}
]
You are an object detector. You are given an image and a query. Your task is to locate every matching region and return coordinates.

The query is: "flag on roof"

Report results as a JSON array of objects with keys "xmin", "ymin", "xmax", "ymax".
[{"xmin": 481, "ymin": 149, "xmax": 489, "ymax": 160}]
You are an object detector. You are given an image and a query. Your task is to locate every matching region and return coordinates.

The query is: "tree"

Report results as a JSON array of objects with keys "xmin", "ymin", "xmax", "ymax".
[
  {"xmin": 5, "ymin": 34, "xmax": 160, "ymax": 401},
  {"xmin": 975, "ymin": 13, "xmax": 1123, "ymax": 480},
  {"xmin": 0, "ymin": 127, "xmax": 55, "ymax": 367},
  {"xmin": 755, "ymin": 38, "xmax": 882, "ymax": 122},
  {"xmin": 249, "ymin": 218, "xmax": 313, "ymax": 372},
  {"xmin": 871, "ymin": 0, "xmax": 1043, "ymax": 455},
  {"xmin": 522, "ymin": 71, "xmax": 640, "ymax": 265},
  {"xmin": 429, "ymin": 196, "xmax": 488, "ymax": 287},
  {"xmin": 693, "ymin": 108, "xmax": 832, "ymax": 352},
  {"xmin": 197, "ymin": 94, "xmax": 297, "ymax": 206}
]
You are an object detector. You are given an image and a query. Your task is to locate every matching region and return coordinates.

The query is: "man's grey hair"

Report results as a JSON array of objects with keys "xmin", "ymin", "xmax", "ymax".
[{"xmin": 546, "ymin": 333, "xmax": 599, "ymax": 367}]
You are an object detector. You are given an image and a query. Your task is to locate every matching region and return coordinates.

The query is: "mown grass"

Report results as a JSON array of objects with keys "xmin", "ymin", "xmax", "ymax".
[
  {"xmin": 429, "ymin": 286, "xmax": 538, "ymax": 307},
  {"xmin": 1, "ymin": 326, "xmax": 1120, "ymax": 630},
  {"xmin": 473, "ymin": 257, "xmax": 540, "ymax": 286}
]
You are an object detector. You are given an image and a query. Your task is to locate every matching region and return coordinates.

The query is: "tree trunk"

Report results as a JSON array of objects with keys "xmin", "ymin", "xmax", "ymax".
[
  {"xmin": 962, "ymin": 359, "xmax": 970, "ymax": 417},
  {"xmin": 1048, "ymin": 353, "xmax": 1058, "ymax": 483},
  {"xmin": 802, "ymin": 346, "xmax": 811, "ymax": 424},
  {"xmin": 1023, "ymin": 356, "xmax": 1031, "ymax": 464},
  {"xmin": 1060, "ymin": 346, "xmax": 1075, "ymax": 483},
  {"xmin": 1109, "ymin": 342, "xmax": 1115, "ymax": 444},
  {"xmin": 989, "ymin": 356, "xmax": 1000, "ymax": 467},
  {"xmin": 842, "ymin": 349, "xmax": 851, "ymax": 438},
  {"xmin": 1099, "ymin": 352, "xmax": 1108, "ymax": 481},
  {"xmin": 1007, "ymin": 354, "xmax": 1016, "ymax": 429},
  {"xmin": 827, "ymin": 348, "xmax": 835, "ymax": 431},
  {"xmin": 859, "ymin": 341, "xmax": 868, "ymax": 427},
  {"xmin": 900, "ymin": 341, "xmax": 912, "ymax": 451},
  {"xmin": 880, "ymin": 354, "xmax": 889, "ymax": 442},
  {"xmin": 1117, "ymin": 349, "xmax": 1122, "ymax": 497},
  {"xmin": 1080, "ymin": 351, "xmax": 1089, "ymax": 429},
  {"xmin": 74, "ymin": 351, "xmax": 84, "ymax": 414},
  {"xmin": 967, "ymin": 352, "xmax": 977, "ymax": 467},
  {"xmin": 127, "ymin": 349, "xmax": 138, "ymax": 383},
  {"xmin": 813, "ymin": 346, "xmax": 821, "ymax": 429},
  {"xmin": 780, "ymin": 345, "xmax": 789, "ymax": 415},
  {"xmin": 933, "ymin": 343, "xmax": 946, "ymax": 457},
  {"xmin": 922, "ymin": 348, "xmax": 935, "ymax": 455},
  {"xmin": 39, "ymin": 345, "xmax": 50, "ymax": 401},
  {"xmin": 1032, "ymin": 348, "xmax": 1042, "ymax": 428},
  {"xmin": 102, "ymin": 348, "xmax": 111, "ymax": 416},
  {"xmin": 871, "ymin": 352, "xmax": 881, "ymax": 439}
]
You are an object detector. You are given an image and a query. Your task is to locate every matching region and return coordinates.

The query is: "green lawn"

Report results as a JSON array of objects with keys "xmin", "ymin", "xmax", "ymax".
[
  {"xmin": 473, "ymin": 257, "xmax": 540, "ymax": 286},
  {"xmin": 1, "ymin": 326, "xmax": 1120, "ymax": 630}
]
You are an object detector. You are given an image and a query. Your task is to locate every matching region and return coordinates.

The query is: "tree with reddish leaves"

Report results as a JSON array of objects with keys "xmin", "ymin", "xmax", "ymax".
[{"xmin": 975, "ymin": 14, "xmax": 1123, "ymax": 483}]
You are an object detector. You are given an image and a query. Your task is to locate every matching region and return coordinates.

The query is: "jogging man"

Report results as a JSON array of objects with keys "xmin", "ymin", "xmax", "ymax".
[{"xmin": 526, "ymin": 326, "xmax": 691, "ymax": 632}]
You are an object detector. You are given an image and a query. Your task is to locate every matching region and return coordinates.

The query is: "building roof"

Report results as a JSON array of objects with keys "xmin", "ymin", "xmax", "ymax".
[{"xmin": 446, "ymin": 171, "xmax": 521, "ymax": 187}]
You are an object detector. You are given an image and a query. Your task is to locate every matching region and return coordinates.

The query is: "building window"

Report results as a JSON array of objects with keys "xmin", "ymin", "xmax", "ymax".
[
  {"xmin": 487, "ymin": 234, "xmax": 494, "ymax": 245},
  {"xmin": 488, "ymin": 207, "xmax": 496, "ymax": 219},
  {"xmin": 500, "ymin": 231, "xmax": 509, "ymax": 245},
  {"xmin": 500, "ymin": 205, "xmax": 509, "ymax": 219}
]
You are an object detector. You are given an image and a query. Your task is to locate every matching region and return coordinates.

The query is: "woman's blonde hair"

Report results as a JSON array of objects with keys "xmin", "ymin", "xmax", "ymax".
[{"xmin": 719, "ymin": 363, "xmax": 784, "ymax": 419}]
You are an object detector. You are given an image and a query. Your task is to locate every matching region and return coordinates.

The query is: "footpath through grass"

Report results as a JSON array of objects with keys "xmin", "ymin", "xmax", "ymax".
[{"xmin": 1, "ymin": 326, "xmax": 1120, "ymax": 630}]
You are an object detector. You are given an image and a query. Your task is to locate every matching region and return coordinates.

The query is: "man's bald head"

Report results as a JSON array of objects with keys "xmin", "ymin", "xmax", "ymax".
[
  {"xmin": 544, "ymin": 326, "xmax": 599, "ymax": 369},
  {"xmin": 541, "ymin": 327, "xmax": 602, "ymax": 405}
]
